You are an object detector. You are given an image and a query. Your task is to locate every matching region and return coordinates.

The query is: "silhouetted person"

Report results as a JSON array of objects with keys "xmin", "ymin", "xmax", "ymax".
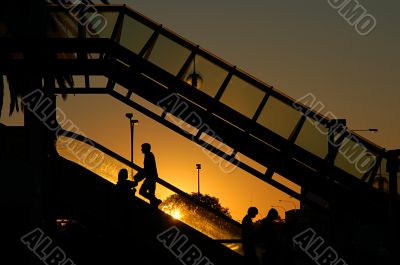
[
  {"xmin": 133, "ymin": 143, "xmax": 162, "ymax": 207},
  {"xmin": 115, "ymin": 169, "xmax": 136, "ymax": 227},
  {"xmin": 116, "ymin": 168, "xmax": 136, "ymax": 198},
  {"xmin": 259, "ymin": 208, "xmax": 280, "ymax": 265},
  {"xmin": 242, "ymin": 207, "xmax": 259, "ymax": 265}
]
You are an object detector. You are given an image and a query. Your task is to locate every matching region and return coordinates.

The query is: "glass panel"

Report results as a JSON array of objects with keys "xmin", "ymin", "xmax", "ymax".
[
  {"xmin": 379, "ymin": 158, "xmax": 400, "ymax": 195},
  {"xmin": 48, "ymin": 12, "xmax": 78, "ymax": 38},
  {"xmin": 222, "ymin": 243, "xmax": 243, "ymax": 256},
  {"xmin": 371, "ymin": 158, "xmax": 390, "ymax": 193},
  {"xmin": 89, "ymin": 76, "xmax": 108, "ymax": 87},
  {"xmin": 88, "ymin": 53, "xmax": 101, "ymax": 59},
  {"xmin": 147, "ymin": 34, "xmax": 191, "ymax": 76},
  {"xmin": 257, "ymin": 96, "xmax": 302, "ymax": 139},
  {"xmin": 220, "ymin": 76, "xmax": 265, "ymax": 118},
  {"xmin": 120, "ymin": 15, "xmax": 154, "ymax": 54},
  {"xmin": 335, "ymin": 136, "xmax": 377, "ymax": 178},
  {"xmin": 85, "ymin": 11, "xmax": 119, "ymax": 38},
  {"xmin": 377, "ymin": 158, "xmax": 389, "ymax": 180},
  {"xmin": 182, "ymin": 55, "xmax": 228, "ymax": 97},
  {"xmin": 295, "ymin": 117, "xmax": 328, "ymax": 158},
  {"xmin": 71, "ymin": 75, "xmax": 86, "ymax": 87},
  {"xmin": 53, "ymin": 52, "xmax": 77, "ymax": 60}
]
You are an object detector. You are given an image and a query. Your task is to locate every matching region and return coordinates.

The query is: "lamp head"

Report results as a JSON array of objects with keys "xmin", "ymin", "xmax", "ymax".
[
  {"xmin": 125, "ymin": 113, "xmax": 133, "ymax": 119},
  {"xmin": 186, "ymin": 72, "xmax": 203, "ymax": 89}
]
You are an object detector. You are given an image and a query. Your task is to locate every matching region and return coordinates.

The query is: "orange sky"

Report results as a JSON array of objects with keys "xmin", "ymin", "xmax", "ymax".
[
  {"xmin": 53, "ymin": 92, "xmax": 301, "ymax": 222},
  {"xmin": 1, "ymin": 0, "xmax": 399, "ymax": 221},
  {"xmin": 1, "ymin": 86, "xmax": 300, "ymax": 221}
]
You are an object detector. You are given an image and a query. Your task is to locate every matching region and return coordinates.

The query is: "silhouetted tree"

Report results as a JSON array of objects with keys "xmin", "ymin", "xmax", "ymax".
[
  {"xmin": 161, "ymin": 192, "xmax": 231, "ymax": 218},
  {"xmin": 160, "ymin": 193, "xmax": 239, "ymax": 239}
]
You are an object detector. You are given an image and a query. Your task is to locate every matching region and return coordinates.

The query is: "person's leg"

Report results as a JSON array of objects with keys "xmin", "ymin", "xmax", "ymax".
[
  {"xmin": 139, "ymin": 178, "xmax": 161, "ymax": 206},
  {"xmin": 148, "ymin": 179, "xmax": 156, "ymax": 199},
  {"xmin": 133, "ymin": 171, "xmax": 145, "ymax": 187},
  {"xmin": 139, "ymin": 178, "xmax": 150, "ymax": 199},
  {"xmin": 148, "ymin": 178, "xmax": 162, "ymax": 206}
]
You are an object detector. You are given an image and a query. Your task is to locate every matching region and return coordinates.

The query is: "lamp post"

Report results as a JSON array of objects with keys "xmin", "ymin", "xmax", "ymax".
[
  {"xmin": 196, "ymin": 163, "xmax": 201, "ymax": 195},
  {"xmin": 125, "ymin": 113, "xmax": 138, "ymax": 177},
  {"xmin": 350, "ymin": 128, "xmax": 378, "ymax": 133}
]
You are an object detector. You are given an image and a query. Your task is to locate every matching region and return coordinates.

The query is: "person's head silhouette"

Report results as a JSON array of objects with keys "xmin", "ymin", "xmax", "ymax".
[
  {"xmin": 265, "ymin": 208, "xmax": 279, "ymax": 222},
  {"xmin": 141, "ymin": 143, "xmax": 151, "ymax": 154},
  {"xmin": 118, "ymin": 168, "xmax": 128, "ymax": 182},
  {"xmin": 247, "ymin": 207, "xmax": 259, "ymax": 218}
]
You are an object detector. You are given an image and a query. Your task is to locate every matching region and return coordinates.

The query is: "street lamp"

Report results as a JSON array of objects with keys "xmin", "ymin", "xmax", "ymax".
[
  {"xmin": 186, "ymin": 55, "xmax": 203, "ymax": 89},
  {"xmin": 350, "ymin": 128, "xmax": 378, "ymax": 133},
  {"xmin": 196, "ymin": 163, "xmax": 201, "ymax": 195},
  {"xmin": 125, "ymin": 113, "xmax": 138, "ymax": 177}
]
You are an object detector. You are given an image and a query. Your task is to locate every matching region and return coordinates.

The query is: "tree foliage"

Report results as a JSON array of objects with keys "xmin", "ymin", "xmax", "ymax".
[
  {"xmin": 160, "ymin": 193, "xmax": 240, "ymax": 239},
  {"xmin": 161, "ymin": 192, "xmax": 231, "ymax": 218}
]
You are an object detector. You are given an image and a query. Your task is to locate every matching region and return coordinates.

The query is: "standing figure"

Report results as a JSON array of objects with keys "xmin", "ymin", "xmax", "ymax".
[
  {"xmin": 133, "ymin": 143, "xmax": 162, "ymax": 207},
  {"xmin": 260, "ymin": 208, "xmax": 280, "ymax": 265},
  {"xmin": 242, "ymin": 206, "xmax": 259, "ymax": 265}
]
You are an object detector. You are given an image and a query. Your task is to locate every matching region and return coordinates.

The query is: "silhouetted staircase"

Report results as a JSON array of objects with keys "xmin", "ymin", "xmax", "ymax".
[
  {"xmin": 11, "ymin": 4, "xmax": 392, "ymax": 212},
  {"xmin": 1, "ymin": 3, "xmax": 398, "ymax": 263},
  {"xmin": 0, "ymin": 125, "xmax": 243, "ymax": 265},
  {"xmin": 52, "ymin": 154, "xmax": 243, "ymax": 265}
]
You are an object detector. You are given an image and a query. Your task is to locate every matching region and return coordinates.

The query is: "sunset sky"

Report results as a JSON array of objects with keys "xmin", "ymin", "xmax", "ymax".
[{"xmin": 1, "ymin": 0, "xmax": 399, "ymax": 221}]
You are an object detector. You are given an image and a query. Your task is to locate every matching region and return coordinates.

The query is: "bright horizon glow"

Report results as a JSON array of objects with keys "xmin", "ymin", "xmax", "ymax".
[
  {"xmin": 53, "ymin": 96, "xmax": 300, "ymax": 221},
  {"xmin": 170, "ymin": 209, "xmax": 182, "ymax": 220}
]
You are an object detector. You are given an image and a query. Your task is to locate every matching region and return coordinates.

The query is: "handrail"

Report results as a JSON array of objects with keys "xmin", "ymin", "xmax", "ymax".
[{"xmin": 42, "ymin": 4, "xmax": 385, "ymax": 153}]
